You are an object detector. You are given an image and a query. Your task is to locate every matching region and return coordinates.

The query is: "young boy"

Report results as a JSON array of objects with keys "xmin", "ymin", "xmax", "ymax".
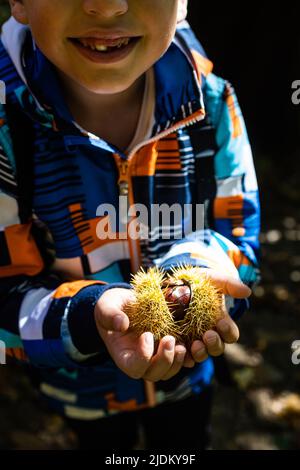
[{"xmin": 0, "ymin": 0, "xmax": 260, "ymax": 449}]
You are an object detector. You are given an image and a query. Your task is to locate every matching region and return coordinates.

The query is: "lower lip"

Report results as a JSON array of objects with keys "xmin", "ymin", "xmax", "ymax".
[{"xmin": 69, "ymin": 37, "xmax": 141, "ymax": 64}]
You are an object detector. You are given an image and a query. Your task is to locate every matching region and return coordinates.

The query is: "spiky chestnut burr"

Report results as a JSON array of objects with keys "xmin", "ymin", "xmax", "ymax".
[
  {"xmin": 168, "ymin": 265, "xmax": 223, "ymax": 346},
  {"xmin": 123, "ymin": 267, "xmax": 180, "ymax": 342},
  {"xmin": 124, "ymin": 265, "xmax": 223, "ymax": 346}
]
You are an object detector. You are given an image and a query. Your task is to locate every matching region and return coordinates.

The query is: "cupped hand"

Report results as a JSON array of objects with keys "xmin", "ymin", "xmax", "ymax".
[
  {"xmin": 94, "ymin": 269, "xmax": 252, "ymax": 379},
  {"xmin": 94, "ymin": 288, "xmax": 187, "ymax": 381},
  {"xmin": 188, "ymin": 269, "xmax": 252, "ymax": 364}
]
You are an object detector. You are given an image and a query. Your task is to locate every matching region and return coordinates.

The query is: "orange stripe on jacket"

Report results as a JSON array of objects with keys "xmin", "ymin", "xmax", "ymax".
[
  {"xmin": 53, "ymin": 280, "xmax": 106, "ymax": 299},
  {"xmin": 157, "ymin": 156, "xmax": 181, "ymax": 163},
  {"xmin": 191, "ymin": 50, "xmax": 214, "ymax": 79},
  {"xmin": 156, "ymin": 164, "xmax": 182, "ymax": 170},
  {"xmin": 157, "ymin": 139, "xmax": 179, "ymax": 152},
  {"xmin": 105, "ymin": 392, "xmax": 147, "ymax": 412},
  {"xmin": 227, "ymin": 250, "xmax": 251, "ymax": 268},
  {"xmin": 68, "ymin": 204, "xmax": 127, "ymax": 254},
  {"xmin": 6, "ymin": 347, "xmax": 28, "ymax": 362},
  {"xmin": 130, "ymin": 136, "xmax": 183, "ymax": 176},
  {"xmin": 131, "ymin": 143, "xmax": 158, "ymax": 177},
  {"xmin": 0, "ymin": 223, "xmax": 44, "ymax": 277},
  {"xmin": 156, "ymin": 134, "xmax": 180, "ymax": 154},
  {"xmin": 155, "ymin": 136, "xmax": 181, "ymax": 170},
  {"xmin": 214, "ymin": 196, "xmax": 244, "ymax": 220}
]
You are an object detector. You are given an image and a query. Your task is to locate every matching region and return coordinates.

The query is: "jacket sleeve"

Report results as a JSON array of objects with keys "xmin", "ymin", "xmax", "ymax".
[
  {"xmin": 0, "ymin": 139, "xmax": 131, "ymax": 368},
  {"xmin": 155, "ymin": 74, "xmax": 260, "ymax": 319}
]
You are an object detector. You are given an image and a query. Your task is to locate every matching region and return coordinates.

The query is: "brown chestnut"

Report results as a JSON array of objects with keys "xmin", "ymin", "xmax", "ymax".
[{"xmin": 164, "ymin": 283, "xmax": 192, "ymax": 321}]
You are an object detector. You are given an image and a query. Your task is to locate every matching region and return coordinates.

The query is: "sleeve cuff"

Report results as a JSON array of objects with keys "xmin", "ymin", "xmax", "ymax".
[{"xmin": 65, "ymin": 282, "xmax": 132, "ymax": 356}]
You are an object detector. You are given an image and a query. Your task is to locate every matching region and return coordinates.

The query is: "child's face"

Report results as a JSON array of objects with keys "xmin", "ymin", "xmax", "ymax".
[{"xmin": 10, "ymin": 0, "xmax": 179, "ymax": 94}]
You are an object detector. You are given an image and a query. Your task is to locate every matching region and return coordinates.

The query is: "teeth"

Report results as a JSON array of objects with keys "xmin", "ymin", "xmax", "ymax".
[
  {"xmin": 78, "ymin": 37, "xmax": 131, "ymax": 52},
  {"xmin": 121, "ymin": 38, "xmax": 130, "ymax": 46},
  {"xmin": 95, "ymin": 44, "xmax": 108, "ymax": 52},
  {"xmin": 80, "ymin": 39, "xmax": 88, "ymax": 47}
]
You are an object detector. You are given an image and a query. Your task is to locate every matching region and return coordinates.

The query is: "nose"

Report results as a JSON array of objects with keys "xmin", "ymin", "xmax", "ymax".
[{"xmin": 82, "ymin": 0, "xmax": 128, "ymax": 17}]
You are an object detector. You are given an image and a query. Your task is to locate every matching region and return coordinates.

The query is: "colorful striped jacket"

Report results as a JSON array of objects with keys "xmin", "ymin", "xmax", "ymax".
[{"xmin": 0, "ymin": 18, "xmax": 260, "ymax": 419}]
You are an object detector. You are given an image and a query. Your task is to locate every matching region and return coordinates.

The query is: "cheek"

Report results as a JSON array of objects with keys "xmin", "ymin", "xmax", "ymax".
[
  {"xmin": 147, "ymin": 15, "xmax": 177, "ymax": 55},
  {"xmin": 29, "ymin": 23, "xmax": 53, "ymax": 51},
  {"xmin": 26, "ymin": 7, "xmax": 66, "ymax": 54},
  {"xmin": 29, "ymin": 24, "xmax": 68, "ymax": 70},
  {"xmin": 141, "ymin": 27, "xmax": 176, "ymax": 67}
]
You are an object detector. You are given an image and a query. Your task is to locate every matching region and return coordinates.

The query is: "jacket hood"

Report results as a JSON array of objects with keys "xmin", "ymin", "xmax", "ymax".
[
  {"xmin": 177, "ymin": 0, "xmax": 188, "ymax": 23},
  {"xmin": 1, "ymin": 17, "xmax": 28, "ymax": 86}
]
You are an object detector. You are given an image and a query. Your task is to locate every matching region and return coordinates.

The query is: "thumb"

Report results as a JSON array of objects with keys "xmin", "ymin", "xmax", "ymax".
[
  {"xmin": 94, "ymin": 288, "xmax": 133, "ymax": 332},
  {"xmin": 205, "ymin": 271, "xmax": 252, "ymax": 299}
]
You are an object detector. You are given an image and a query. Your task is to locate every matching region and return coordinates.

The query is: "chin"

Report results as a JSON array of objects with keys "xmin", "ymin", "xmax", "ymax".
[{"xmin": 75, "ymin": 75, "xmax": 135, "ymax": 95}]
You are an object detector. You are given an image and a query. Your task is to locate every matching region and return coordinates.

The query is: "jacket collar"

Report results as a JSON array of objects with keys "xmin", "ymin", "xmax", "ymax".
[{"xmin": 1, "ymin": 17, "xmax": 207, "ymax": 137}]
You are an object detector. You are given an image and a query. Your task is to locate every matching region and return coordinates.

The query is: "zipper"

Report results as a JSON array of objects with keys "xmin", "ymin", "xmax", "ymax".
[
  {"xmin": 116, "ymin": 109, "xmax": 205, "ymax": 199},
  {"xmin": 115, "ymin": 156, "xmax": 141, "ymax": 273},
  {"xmin": 116, "ymin": 109, "xmax": 205, "ymax": 203},
  {"xmin": 127, "ymin": 109, "xmax": 205, "ymax": 161},
  {"xmin": 115, "ymin": 109, "xmax": 205, "ymax": 274},
  {"xmin": 116, "ymin": 109, "xmax": 205, "ymax": 407}
]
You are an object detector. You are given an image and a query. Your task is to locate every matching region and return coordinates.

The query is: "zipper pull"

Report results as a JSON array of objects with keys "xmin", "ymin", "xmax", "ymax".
[
  {"xmin": 119, "ymin": 181, "xmax": 129, "ymax": 196},
  {"xmin": 117, "ymin": 159, "xmax": 130, "ymax": 226},
  {"xmin": 118, "ymin": 160, "xmax": 129, "ymax": 196}
]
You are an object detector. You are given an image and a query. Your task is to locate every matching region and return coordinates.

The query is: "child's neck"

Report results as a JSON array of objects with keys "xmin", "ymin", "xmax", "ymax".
[{"xmin": 58, "ymin": 72, "xmax": 146, "ymax": 152}]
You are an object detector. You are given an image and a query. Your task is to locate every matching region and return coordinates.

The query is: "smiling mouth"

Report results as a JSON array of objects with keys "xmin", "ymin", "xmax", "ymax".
[{"xmin": 70, "ymin": 36, "xmax": 140, "ymax": 53}]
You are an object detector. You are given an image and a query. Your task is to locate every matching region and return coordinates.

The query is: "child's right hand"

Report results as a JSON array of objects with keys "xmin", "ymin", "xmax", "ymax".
[{"xmin": 94, "ymin": 288, "xmax": 191, "ymax": 382}]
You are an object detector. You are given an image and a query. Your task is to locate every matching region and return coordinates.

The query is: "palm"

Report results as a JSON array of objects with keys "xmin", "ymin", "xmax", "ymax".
[{"xmin": 98, "ymin": 326, "xmax": 149, "ymax": 377}]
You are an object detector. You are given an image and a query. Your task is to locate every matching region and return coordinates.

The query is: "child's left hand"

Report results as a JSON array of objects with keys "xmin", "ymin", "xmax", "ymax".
[{"xmin": 183, "ymin": 269, "xmax": 252, "ymax": 367}]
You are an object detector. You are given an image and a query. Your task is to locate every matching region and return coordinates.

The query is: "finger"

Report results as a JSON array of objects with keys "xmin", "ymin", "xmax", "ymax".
[
  {"xmin": 216, "ymin": 316, "xmax": 240, "ymax": 344},
  {"xmin": 190, "ymin": 340, "xmax": 208, "ymax": 363},
  {"xmin": 161, "ymin": 345, "xmax": 187, "ymax": 381},
  {"xmin": 205, "ymin": 271, "xmax": 252, "ymax": 299},
  {"xmin": 203, "ymin": 331, "xmax": 225, "ymax": 357},
  {"xmin": 97, "ymin": 307, "xmax": 129, "ymax": 333},
  {"xmin": 183, "ymin": 351, "xmax": 195, "ymax": 368},
  {"xmin": 120, "ymin": 332, "xmax": 154, "ymax": 379},
  {"xmin": 143, "ymin": 336, "xmax": 176, "ymax": 382},
  {"xmin": 95, "ymin": 289, "xmax": 134, "ymax": 332}
]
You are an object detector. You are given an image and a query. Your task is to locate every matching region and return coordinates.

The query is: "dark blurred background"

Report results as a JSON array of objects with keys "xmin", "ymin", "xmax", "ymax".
[
  {"xmin": 0, "ymin": 1, "xmax": 299, "ymax": 450},
  {"xmin": 188, "ymin": 2, "xmax": 300, "ymax": 450},
  {"xmin": 188, "ymin": 3, "xmax": 300, "ymax": 182}
]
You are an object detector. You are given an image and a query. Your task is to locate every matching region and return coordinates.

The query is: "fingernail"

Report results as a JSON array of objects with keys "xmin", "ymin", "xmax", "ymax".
[
  {"xmin": 176, "ymin": 351, "xmax": 186, "ymax": 362},
  {"xmin": 175, "ymin": 346, "xmax": 186, "ymax": 360},
  {"xmin": 218, "ymin": 320, "xmax": 230, "ymax": 334},
  {"xmin": 165, "ymin": 337, "xmax": 175, "ymax": 351},
  {"xmin": 144, "ymin": 332, "xmax": 153, "ymax": 346},
  {"xmin": 206, "ymin": 332, "xmax": 217, "ymax": 345},
  {"xmin": 195, "ymin": 348, "xmax": 207, "ymax": 361},
  {"xmin": 113, "ymin": 314, "xmax": 124, "ymax": 331}
]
